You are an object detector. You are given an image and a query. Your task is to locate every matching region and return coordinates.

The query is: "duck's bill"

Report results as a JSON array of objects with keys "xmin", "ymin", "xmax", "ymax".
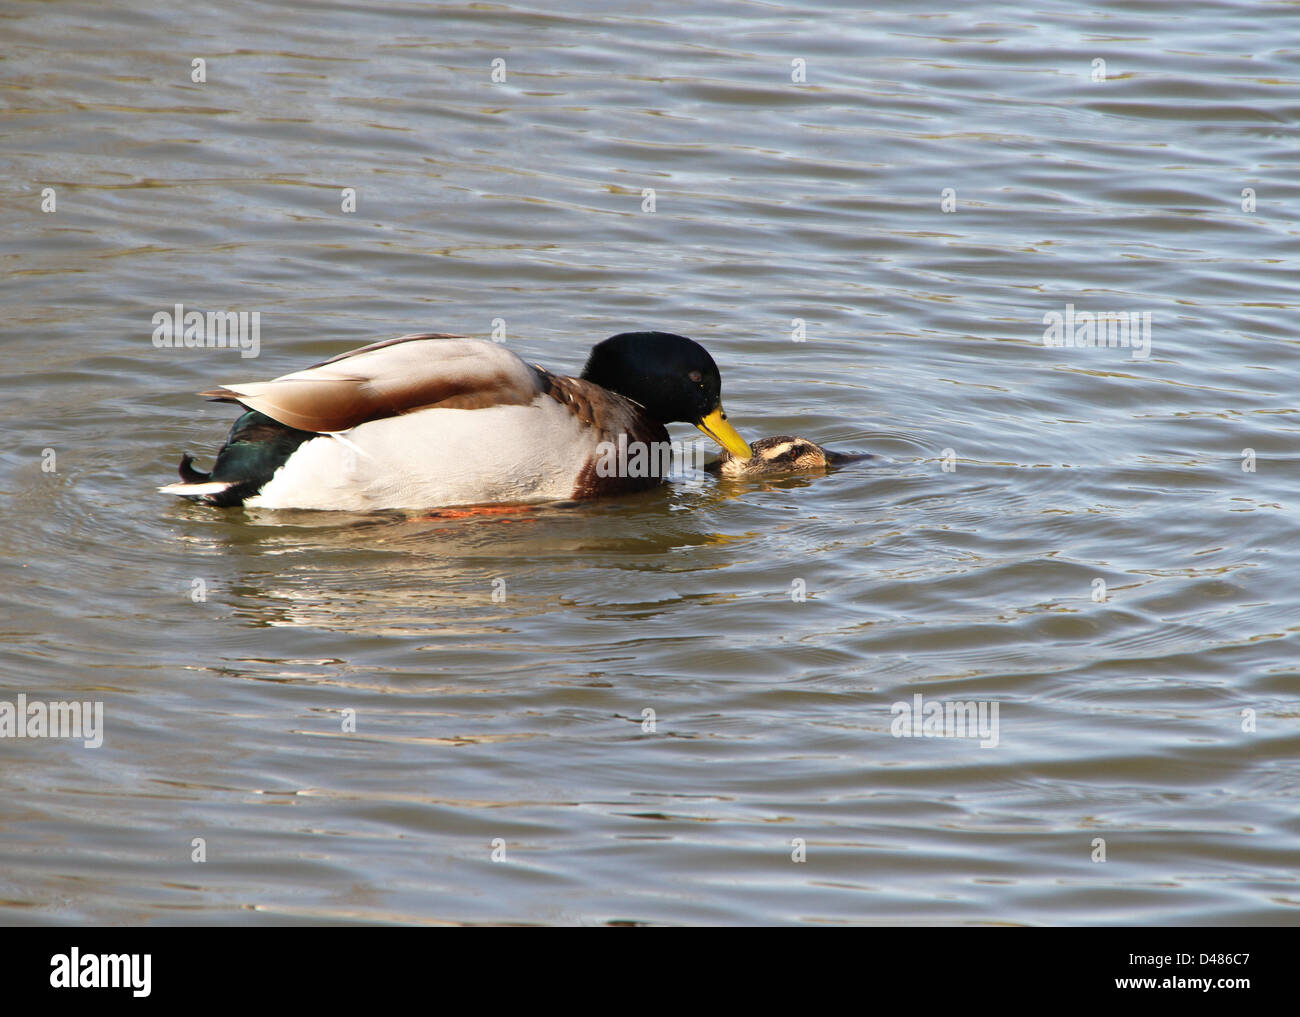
[
  {"xmin": 824, "ymin": 450, "xmax": 873, "ymax": 466},
  {"xmin": 696, "ymin": 406, "xmax": 752, "ymax": 459}
]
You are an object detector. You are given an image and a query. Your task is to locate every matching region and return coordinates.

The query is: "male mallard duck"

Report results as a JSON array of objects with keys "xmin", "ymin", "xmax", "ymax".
[
  {"xmin": 706, "ymin": 435, "xmax": 869, "ymax": 478},
  {"xmin": 160, "ymin": 330, "xmax": 752, "ymax": 511}
]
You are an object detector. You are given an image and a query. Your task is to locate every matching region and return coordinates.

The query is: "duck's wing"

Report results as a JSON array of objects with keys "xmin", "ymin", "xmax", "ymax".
[{"xmin": 198, "ymin": 333, "xmax": 545, "ymax": 433}]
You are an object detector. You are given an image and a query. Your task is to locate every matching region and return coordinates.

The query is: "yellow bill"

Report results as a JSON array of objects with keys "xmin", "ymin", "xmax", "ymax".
[{"xmin": 696, "ymin": 405, "xmax": 752, "ymax": 459}]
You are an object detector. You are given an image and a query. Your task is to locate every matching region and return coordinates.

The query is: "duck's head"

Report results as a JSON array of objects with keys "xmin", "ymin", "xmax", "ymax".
[
  {"xmin": 709, "ymin": 434, "xmax": 867, "ymax": 477},
  {"xmin": 581, "ymin": 331, "xmax": 751, "ymax": 459}
]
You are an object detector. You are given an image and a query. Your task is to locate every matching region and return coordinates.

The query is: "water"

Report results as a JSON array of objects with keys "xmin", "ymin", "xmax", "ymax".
[{"xmin": 2, "ymin": 0, "xmax": 1298, "ymax": 925}]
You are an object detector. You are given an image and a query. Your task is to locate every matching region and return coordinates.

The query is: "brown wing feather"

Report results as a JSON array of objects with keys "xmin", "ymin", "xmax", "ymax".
[{"xmin": 199, "ymin": 334, "xmax": 544, "ymax": 433}]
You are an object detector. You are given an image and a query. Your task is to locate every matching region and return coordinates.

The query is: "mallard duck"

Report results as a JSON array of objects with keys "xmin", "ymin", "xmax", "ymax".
[
  {"xmin": 706, "ymin": 435, "xmax": 869, "ymax": 478},
  {"xmin": 160, "ymin": 330, "xmax": 752, "ymax": 511}
]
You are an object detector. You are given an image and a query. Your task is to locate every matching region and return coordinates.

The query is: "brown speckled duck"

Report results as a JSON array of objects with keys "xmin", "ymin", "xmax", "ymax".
[{"xmin": 707, "ymin": 435, "xmax": 869, "ymax": 478}]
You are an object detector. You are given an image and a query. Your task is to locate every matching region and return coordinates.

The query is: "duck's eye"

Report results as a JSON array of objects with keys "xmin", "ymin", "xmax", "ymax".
[{"xmin": 688, "ymin": 370, "xmax": 703, "ymax": 384}]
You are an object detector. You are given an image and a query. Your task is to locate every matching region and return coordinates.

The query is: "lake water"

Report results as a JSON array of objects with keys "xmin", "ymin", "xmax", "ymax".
[{"xmin": 3, "ymin": 0, "xmax": 1298, "ymax": 925}]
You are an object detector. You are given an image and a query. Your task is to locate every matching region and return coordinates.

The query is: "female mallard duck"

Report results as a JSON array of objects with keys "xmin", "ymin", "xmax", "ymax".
[
  {"xmin": 706, "ymin": 435, "xmax": 869, "ymax": 477},
  {"xmin": 160, "ymin": 330, "xmax": 752, "ymax": 511}
]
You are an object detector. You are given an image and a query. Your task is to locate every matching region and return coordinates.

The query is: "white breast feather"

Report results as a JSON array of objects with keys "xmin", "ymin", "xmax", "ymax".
[{"xmin": 247, "ymin": 394, "xmax": 598, "ymax": 510}]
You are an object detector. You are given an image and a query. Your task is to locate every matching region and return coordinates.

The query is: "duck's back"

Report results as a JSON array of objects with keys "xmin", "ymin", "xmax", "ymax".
[{"xmin": 203, "ymin": 335, "xmax": 546, "ymax": 433}]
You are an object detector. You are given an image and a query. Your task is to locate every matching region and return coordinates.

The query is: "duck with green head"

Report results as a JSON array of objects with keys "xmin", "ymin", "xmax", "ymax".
[{"xmin": 161, "ymin": 330, "xmax": 752, "ymax": 511}]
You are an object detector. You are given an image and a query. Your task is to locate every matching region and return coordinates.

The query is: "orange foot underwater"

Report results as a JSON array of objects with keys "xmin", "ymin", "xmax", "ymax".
[{"xmin": 409, "ymin": 504, "xmax": 544, "ymax": 522}]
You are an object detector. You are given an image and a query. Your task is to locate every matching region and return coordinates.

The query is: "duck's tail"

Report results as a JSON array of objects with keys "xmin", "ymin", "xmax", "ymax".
[
  {"xmin": 158, "ymin": 454, "xmax": 235, "ymax": 499},
  {"xmin": 160, "ymin": 411, "xmax": 320, "ymax": 506}
]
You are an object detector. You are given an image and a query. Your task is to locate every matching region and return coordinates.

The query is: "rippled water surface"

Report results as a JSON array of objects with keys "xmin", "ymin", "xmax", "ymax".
[{"xmin": 3, "ymin": 0, "xmax": 1299, "ymax": 925}]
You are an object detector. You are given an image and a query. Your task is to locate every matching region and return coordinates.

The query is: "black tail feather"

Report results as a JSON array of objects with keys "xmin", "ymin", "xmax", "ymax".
[{"xmin": 178, "ymin": 454, "xmax": 211, "ymax": 483}]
